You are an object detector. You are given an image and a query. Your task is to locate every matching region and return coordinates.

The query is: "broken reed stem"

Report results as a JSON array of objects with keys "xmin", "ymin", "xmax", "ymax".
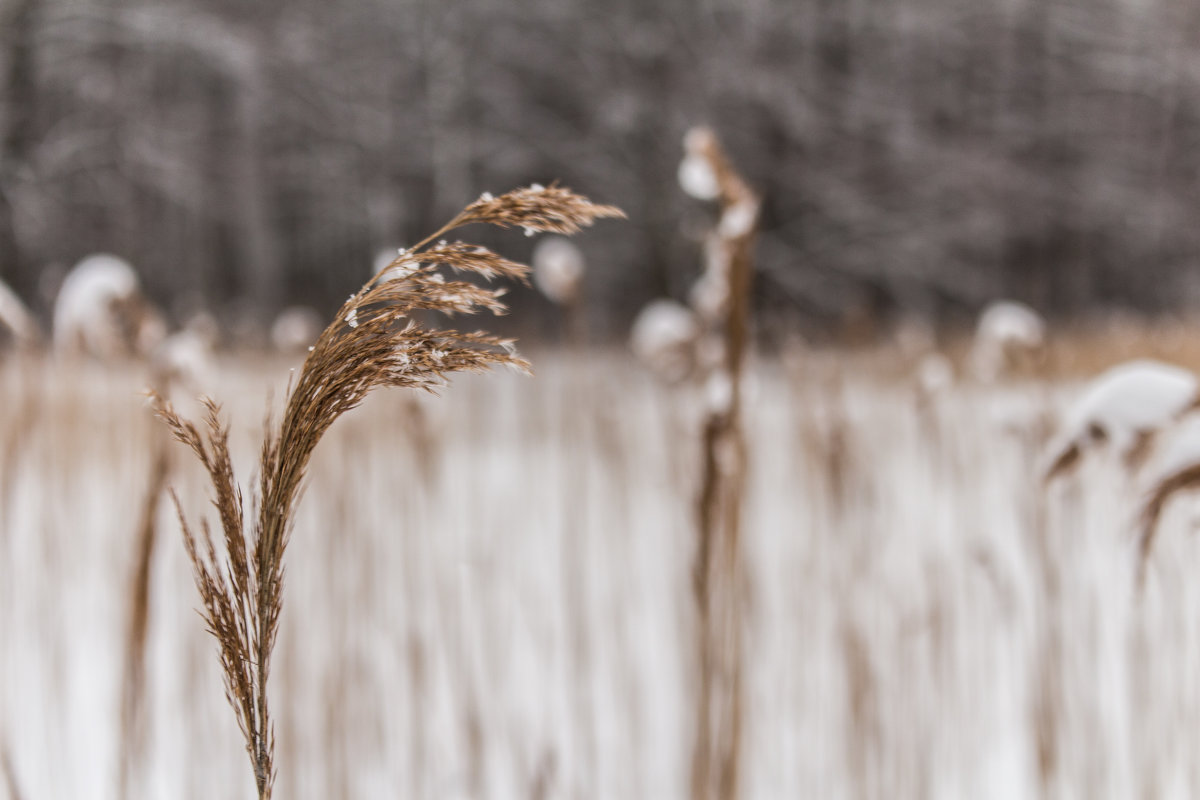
[
  {"xmin": 152, "ymin": 185, "xmax": 621, "ymax": 799},
  {"xmin": 685, "ymin": 127, "xmax": 759, "ymax": 800}
]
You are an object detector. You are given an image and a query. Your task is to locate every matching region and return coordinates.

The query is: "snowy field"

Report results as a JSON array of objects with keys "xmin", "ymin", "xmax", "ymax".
[{"xmin": 1, "ymin": 349, "xmax": 1199, "ymax": 799}]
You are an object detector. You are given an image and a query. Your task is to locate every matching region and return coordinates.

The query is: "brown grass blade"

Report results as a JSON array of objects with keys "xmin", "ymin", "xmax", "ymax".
[{"xmin": 1137, "ymin": 461, "xmax": 1200, "ymax": 590}]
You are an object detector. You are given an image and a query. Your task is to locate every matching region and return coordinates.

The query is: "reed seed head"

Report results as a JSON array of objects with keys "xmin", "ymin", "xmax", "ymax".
[{"xmin": 151, "ymin": 183, "xmax": 623, "ymax": 800}]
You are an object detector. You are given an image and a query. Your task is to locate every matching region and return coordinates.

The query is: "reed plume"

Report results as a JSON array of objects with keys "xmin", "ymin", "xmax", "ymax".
[{"xmin": 152, "ymin": 185, "xmax": 622, "ymax": 799}]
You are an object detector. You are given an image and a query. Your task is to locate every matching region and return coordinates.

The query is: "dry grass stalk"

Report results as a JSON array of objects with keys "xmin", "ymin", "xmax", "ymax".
[
  {"xmin": 840, "ymin": 616, "xmax": 880, "ymax": 799},
  {"xmin": 1024, "ymin": 483, "xmax": 1063, "ymax": 793},
  {"xmin": 1042, "ymin": 440, "xmax": 1083, "ymax": 485},
  {"xmin": 1137, "ymin": 462, "xmax": 1200, "ymax": 590},
  {"xmin": 117, "ymin": 426, "xmax": 171, "ymax": 798},
  {"xmin": 0, "ymin": 364, "xmax": 38, "ymax": 540},
  {"xmin": 683, "ymin": 126, "xmax": 760, "ymax": 800},
  {"xmin": 152, "ymin": 185, "xmax": 622, "ymax": 799}
]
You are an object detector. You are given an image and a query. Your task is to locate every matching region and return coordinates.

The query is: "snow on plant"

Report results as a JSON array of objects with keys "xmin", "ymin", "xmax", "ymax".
[
  {"xmin": 532, "ymin": 236, "xmax": 586, "ymax": 306},
  {"xmin": 970, "ymin": 300, "xmax": 1046, "ymax": 382},
  {"xmin": 1043, "ymin": 359, "xmax": 1199, "ymax": 482},
  {"xmin": 631, "ymin": 299, "xmax": 700, "ymax": 382},
  {"xmin": 53, "ymin": 254, "xmax": 165, "ymax": 359}
]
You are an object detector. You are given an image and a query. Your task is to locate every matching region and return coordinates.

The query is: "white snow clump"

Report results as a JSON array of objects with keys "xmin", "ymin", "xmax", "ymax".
[
  {"xmin": 970, "ymin": 300, "xmax": 1046, "ymax": 382},
  {"xmin": 532, "ymin": 236, "xmax": 586, "ymax": 305},
  {"xmin": 53, "ymin": 254, "xmax": 164, "ymax": 359},
  {"xmin": 630, "ymin": 299, "xmax": 700, "ymax": 382},
  {"xmin": 1043, "ymin": 359, "xmax": 1199, "ymax": 479}
]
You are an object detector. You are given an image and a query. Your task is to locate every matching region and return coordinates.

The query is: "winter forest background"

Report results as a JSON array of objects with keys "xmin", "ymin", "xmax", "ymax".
[{"xmin": 3, "ymin": 0, "xmax": 1200, "ymax": 342}]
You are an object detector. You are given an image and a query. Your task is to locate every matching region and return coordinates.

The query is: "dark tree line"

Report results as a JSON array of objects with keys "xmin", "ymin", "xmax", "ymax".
[{"xmin": 2, "ymin": 0, "xmax": 1200, "ymax": 341}]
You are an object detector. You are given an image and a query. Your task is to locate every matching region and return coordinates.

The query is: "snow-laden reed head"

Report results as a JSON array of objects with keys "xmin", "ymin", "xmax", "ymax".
[
  {"xmin": 151, "ymin": 184, "xmax": 622, "ymax": 800},
  {"xmin": 1037, "ymin": 358, "xmax": 1200, "ymax": 589},
  {"xmin": 532, "ymin": 236, "xmax": 586, "ymax": 305},
  {"xmin": 1042, "ymin": 359, "xmax": 1199, "ymax": 482},
  {"xmin": 1137, "ymin": 402, "xmax": 1200, "ymax": 587},
  {"xmin": 631, "ymin": 299, "xmax": 700, "ymax": 382},
  {"xmin": 970, "ymin": 300, "xmax": 1045, "ymax": 382},
  {"xmin": 53, "ymin": 254, "xmax": 165, "ymax": 359}
]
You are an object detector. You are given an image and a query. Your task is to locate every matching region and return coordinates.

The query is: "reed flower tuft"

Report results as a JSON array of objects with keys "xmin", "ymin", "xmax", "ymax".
[{"xmin": 151, "ymin": 184, "xmax": 622, "ymax": 799}]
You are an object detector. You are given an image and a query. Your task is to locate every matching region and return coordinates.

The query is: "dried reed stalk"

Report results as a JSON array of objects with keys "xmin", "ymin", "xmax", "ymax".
[
  {"xmin": 1024, "ymin": 478, "xmax": 1063, "ymax": 792},
  {"xmin": 117, "ymin": 425, "xmax": 171, "ymax": 799},
  {"xmin": 1137, "ymin": 462, "xmax": 1200, "ymax": 590},
  {"xmin": 152, "ymin": 185, "xmax": 622, "ymax": 799},
  {"xmin": 683, "ymin": 127, "xmax": 759, "ymax": 800},
  {"xmin": 0, "ymin": 359, "xmax": 38, "ymax": 539}
]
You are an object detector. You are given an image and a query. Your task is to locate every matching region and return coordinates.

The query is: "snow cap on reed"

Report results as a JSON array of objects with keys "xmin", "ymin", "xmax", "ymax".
[
  {"xmin": 631, "ymin": 299, "xmax": 700, "ymax": 382},
  {"xmin": 532, "ymin": 236, "xmax": 586, "ymax": 305}
]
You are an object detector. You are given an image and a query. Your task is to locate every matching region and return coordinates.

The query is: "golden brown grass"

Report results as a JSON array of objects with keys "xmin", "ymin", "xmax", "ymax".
[
  {"xmin": 930, "ymin": 316, "xmax": 1200, "ymax": 382},
  {"xmin": 151, "ymin": 185, "xmax": 621, "ymax": 799}
]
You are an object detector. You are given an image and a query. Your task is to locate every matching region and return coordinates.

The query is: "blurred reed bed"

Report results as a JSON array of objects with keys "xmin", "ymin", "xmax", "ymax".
[{"xmin": 2, "ymin": 347, "xmax": 1200, "ymax": 797}]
